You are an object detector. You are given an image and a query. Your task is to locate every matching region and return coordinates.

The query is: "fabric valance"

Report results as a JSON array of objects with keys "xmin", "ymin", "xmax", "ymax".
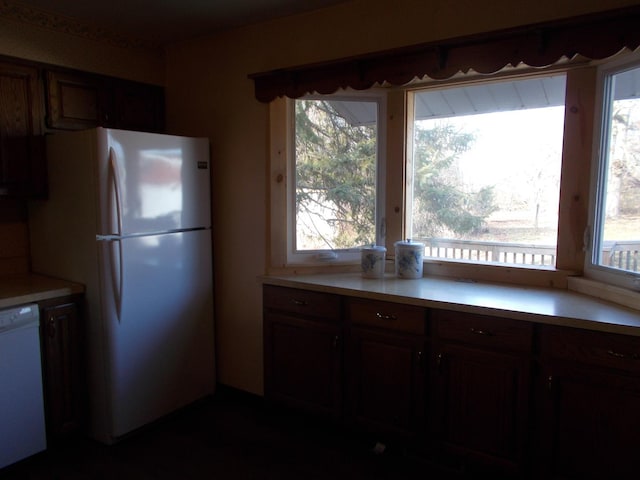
[{"xmin": 249, "ymin": 6, "xmax": 640, "ymax": 103}]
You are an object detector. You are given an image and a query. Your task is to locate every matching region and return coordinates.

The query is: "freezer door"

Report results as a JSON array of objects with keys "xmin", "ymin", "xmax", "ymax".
[
  {"xmin": 97, "ymin": 229, "xmax": 215, "ymax": 441},
  {"xmin": 97, "ymin": 128, "xmax": 211, "ymax": 236}
]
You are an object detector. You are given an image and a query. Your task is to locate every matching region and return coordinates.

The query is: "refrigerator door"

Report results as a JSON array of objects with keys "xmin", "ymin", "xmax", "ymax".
[
  {"xmin": 97, "ymin": 229, "xmax": 215, "ymax": 441},
  {"xmin": 97, "ymin": 128, "xmax": 211, "ymax": 237}
]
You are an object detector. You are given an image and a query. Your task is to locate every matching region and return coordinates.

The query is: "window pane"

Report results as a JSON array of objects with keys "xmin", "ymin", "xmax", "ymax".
[
  {"xmin": 409, "ymin": 75, "xmax": 565, "ymax": 267},
  {"xmin": 294, "ymin": 99, "xmax": 378, "ymax": 251},
  {"xmin": 594, "ymin": 66, "xmax": 640, "ymax": 275}
]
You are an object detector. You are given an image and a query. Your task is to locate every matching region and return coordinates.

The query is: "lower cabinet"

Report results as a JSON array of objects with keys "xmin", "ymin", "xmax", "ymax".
[
  {"xmin": 346, "ymin": 298, "xmax": 427, "ymax": 439},
  {"xmin": 431, "ymin": 310, "xmax": 533, "ymax": 474},
  {"xmin": 263, "ymin": 284, "xmax": 640, "ymax": 478},
  {"xmin": 534, "ymin": 325, "xmax": 640, "ymax": 479},
  {"xmin": 263, "ymin": 286, "xmax": 343, "ymax": 419},
  {"xmin": 38, "ymin": 295, "xmax": 86, "ymax": 441}
]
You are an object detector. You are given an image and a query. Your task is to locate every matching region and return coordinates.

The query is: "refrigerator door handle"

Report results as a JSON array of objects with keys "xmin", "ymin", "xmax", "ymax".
[
  {"xmin": 108, "ymin": 147, "xmax": 124, "ymax": 237},
  {"xmin": 108, "ymin": 238, "xmax": 124, "ymax": 323},
  {"xmin": 108, "ymin": 147, "xmax": 124, "ymax": 321},
  {"xmin": 116, "ymin": 239, "xmax": 124, "ymax": 323}
]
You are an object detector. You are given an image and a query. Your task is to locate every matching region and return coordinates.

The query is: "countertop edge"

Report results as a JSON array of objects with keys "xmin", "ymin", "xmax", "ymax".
[
  {"xmin": 0, "ymin": 274, "xmax": 85, "ymax": 309},
  {"xmin": 259, "ymin": 273, "xmax": 640, "ymax": 337}
]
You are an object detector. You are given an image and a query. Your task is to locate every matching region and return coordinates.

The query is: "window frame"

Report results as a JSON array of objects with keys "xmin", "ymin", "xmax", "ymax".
[
  {"xmin": 584, "ymin": 51, "xmax": 640, "ymax": 292},
  {"xmin": 404, "ymin": 73, "xmax": 567, "ymax": 268},
  {"xmin": 270, "ymin": 91, "xmax": 388, "ymax": 268},
  {"xmin": 267, "ymin": 63, "xmax": 600, "ymax": 291}
]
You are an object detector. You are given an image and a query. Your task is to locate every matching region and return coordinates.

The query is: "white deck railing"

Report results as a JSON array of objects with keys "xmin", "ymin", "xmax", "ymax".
[{"xmin": 421, "ymin": 238, "xmax": 640, "ymax": 271}]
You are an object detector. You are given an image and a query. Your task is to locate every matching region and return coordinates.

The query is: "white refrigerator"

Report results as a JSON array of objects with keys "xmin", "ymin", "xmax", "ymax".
[{"xmin": 29, "ymin": 127, "xmax": 216, "ymax": 445}]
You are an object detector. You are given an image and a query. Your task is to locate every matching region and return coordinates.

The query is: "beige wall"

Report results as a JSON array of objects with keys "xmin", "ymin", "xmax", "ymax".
[{"xmin": 165, "ymin": 0, "xmax": 640, "ymax": 394}]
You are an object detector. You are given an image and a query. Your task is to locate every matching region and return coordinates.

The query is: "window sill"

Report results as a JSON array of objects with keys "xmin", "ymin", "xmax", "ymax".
[
  {"xmin": 268, "ymin": 258, "xmax": 576, "ymax": 289},
  {"xmin": 568, "ymin": 276, "xmax": 640, "ymax": 312}
]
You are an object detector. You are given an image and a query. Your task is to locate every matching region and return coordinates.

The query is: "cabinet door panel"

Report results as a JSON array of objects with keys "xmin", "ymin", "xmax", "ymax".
[
  {"xmin": 433, "ymin": 343, "xmax": 529, "ymax": 470},
  {"xmin": 40, "ymin": 299, "xmax": 85, "ymax": 440},
  {"xmin": 45, "ymin": 71, "xmax": 111, "ymax": 129},
  {"xmin": 348, "ymin": 328, "xmax": 426, "ymax": 437},
  {"xmin": 0, "ymin": 61, "xmax": 44, "ymax": 197},
  {"xmin": 264, "ymin": 312, "xmax": 342, "ymax": 418},
  {"xmin": 115, "ymin": 82, "xmax": 164, "ymax": 132},
  {"xmin": 538, "ymin": 363, "xmax": 640, "ymax": 479}
]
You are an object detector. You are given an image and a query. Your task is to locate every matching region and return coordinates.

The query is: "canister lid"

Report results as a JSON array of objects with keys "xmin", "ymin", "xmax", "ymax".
[
  {"xmin": 394, "ymin": 239, "xmax": 424, "ymax": 249},
  {"xmin": 361, "ymin": 244, "xmax": 387, "ymax": 252}
]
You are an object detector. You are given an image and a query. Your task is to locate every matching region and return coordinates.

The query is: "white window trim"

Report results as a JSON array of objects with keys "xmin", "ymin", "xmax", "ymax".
[
  {"xmin": 584, "ymin": 50, "xmax": 640, "ymax": 292},
  {"xmin": 281, "ymin": 91, "xmax": 388, "ymax": 267}
]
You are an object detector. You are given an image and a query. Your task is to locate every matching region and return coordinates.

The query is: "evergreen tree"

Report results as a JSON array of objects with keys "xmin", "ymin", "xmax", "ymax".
[
  {"xmin": 412, "ymin": 122, "xmax": 497, "ymax": 238},
  {"xmin": 295, "ymin": 100, "xmax": 377, "ymax": 249}
]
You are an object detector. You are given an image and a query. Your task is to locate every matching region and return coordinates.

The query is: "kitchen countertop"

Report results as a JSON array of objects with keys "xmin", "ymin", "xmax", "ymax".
[
  {"xmin": 0, "ymin": 274, "xmax": 85, "ymax": 309},
  {"xmin": 261, "ymin": 273, "xmax": 640, "ymax": 336}
]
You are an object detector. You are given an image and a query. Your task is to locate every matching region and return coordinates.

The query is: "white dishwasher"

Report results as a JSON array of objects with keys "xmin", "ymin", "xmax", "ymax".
[{"xmin": 0, "ymin": 303, "xmax": 47, "ymax": 469}]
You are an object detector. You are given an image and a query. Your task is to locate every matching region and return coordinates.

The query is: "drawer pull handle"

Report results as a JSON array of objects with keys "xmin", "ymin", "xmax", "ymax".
[
  {"xmin": 470, "ymin": 327, "xmax": 492, "ymax": 336},
  {"xmin": 290, "ymin": 299, "xmax": 308, "ymax": 306},
  {"xmin": 376, "ymin": 312, "xmax": 397, "ymax": 321},
  {"xmin": 607, "ymin": 349, "xmax": 639, "ymax": 360}
]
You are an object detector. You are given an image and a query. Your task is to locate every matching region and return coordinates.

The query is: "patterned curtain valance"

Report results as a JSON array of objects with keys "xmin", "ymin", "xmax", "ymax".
[{"xmin": 249, "ymin": 6, "xmax": 640, "ymax": 103}]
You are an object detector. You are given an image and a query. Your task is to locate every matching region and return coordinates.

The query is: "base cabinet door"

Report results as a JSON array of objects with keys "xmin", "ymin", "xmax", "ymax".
[
  {"xmin": 536, "ymin": 325, "xmax": 640, "ymax": 479},
  {"xmin": 347, "ymin": 328, "xmax": 426, "ymax": 438},
  {"xmin": 432, "ymin": 343, "xmax": 530, "ymax": 472},
  {"xmin": 431, "ymin": 310, "xmax": 532, "ymax": 474},
  {"xmin": 537, "ymin": 364, "xmax": 640, "ymax": 479},
  {"xmin": 39, "ymin": 296, "xmax": 86, "ymax": 441},
  {"xmin": 263, "ymin": 286, "xmax": 343, "ymax": 419},
  {"xmin": 264, "ymin": 312, "xmax": 342, "ymax": 418},
  {"xmin": 345, "ymin": 297, "xmax": 427, "ymax": 439}
]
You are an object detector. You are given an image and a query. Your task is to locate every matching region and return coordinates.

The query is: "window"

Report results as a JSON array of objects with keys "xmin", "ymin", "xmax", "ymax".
[
  {"xmin": 287, "ymin": 94, "xmax": 386, "ymax": 264},
  {"xmin": 586, "ymin": 55, "xmax": 640, "ymax": 290},
  {"xmin": 268, "ymin": 51, "xmax": 640, "ymax": 296},
  {"xmin": 407, "ymin": 75, "xmax": 566, "ymax": 268}
]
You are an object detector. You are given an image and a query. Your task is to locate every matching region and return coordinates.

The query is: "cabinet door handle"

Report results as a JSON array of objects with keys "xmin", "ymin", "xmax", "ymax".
[
  {"xmin": 375, "ymin": 312, "xmax": 397, "ymax": 321},
  {"xmin": 607, "ymin": 349, "xmax": 639, "ymax": 360},
  {"xmin": 436, "ymin": 353, "xmax": 443, "ymax": 372},
  {"xmin": 47, "ymin": 316, "xmax": 56, "ymax": 338},
  {"xmin": 333, "ymin": 335, "xmax": 340, "ymax": 350},
  {"xmin": 470, "ymin": 327, "xmax": 492, "ymax": 336},
  {"xmin": 548, "ymin": 375, "xmax": 553, "ymax": 391},
  {"xmin": 417, "ymin": 350, "xmax": 424, "ymax": 370}
]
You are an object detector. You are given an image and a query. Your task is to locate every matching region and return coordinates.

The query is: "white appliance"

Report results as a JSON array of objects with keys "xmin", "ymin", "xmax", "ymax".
[
  {"xmin": 0, "ymin": 304, "xmax": 47, "ymax": 468},
  {"xmin": 28, "ymin": 127, "xmax": 215, "ymax": 445}
]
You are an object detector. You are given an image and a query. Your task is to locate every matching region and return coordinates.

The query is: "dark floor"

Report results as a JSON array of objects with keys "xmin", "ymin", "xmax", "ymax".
[{"xmin": 1, "ymin": 387, "xmax": 468, "ymax": 480}]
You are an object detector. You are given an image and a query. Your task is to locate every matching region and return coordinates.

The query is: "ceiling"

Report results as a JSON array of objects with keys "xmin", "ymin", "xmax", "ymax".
[{"xmin": 11, "ymin": 0, "xmax": 351, "ymax": 46}]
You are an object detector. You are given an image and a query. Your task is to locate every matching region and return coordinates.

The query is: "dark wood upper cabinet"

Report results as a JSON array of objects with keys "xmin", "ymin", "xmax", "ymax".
[
  {"xmin": 45, "ymin": 70, "xmax": 112, "ymax": 130},
  {"xmin": 0, "ymin": 60, "xmax": 45, "ymax": 198},
  {"xmin": 0, "ymin": 56, "xmax": 165, "ymax": 198},
  {"xmin": 114, "ymin": 81, "xmax": 165, "ymax": 132},
  {"xmin": 45, "ymin": 69, "xmax": 164, "ymax": 133}
]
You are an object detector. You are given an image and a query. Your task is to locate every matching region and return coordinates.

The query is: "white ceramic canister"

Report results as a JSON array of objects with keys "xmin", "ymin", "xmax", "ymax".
[
  {"xmin": 394, "ymin": 239, "xmax": 425, "ymax": 279},
  {"xmin": 361, "ymin": 245, "xmax": 387, "ymax": 278}
]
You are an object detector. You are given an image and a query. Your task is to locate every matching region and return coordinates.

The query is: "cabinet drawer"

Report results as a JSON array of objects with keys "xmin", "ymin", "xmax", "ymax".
[
  {"xmin": 433, "ymin": 309, "xmax": 533, "ymax": 353},
  {"xmin": 541, "ymin": 325, "xmax": 640, "ymax": 374},
  {"xmin": 347, "ymin": 297, "xmax": 425, "ymax": 335},
  {"xmin": 263, "ymin": 285, "xmax": 341, "ymax": 322}
]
